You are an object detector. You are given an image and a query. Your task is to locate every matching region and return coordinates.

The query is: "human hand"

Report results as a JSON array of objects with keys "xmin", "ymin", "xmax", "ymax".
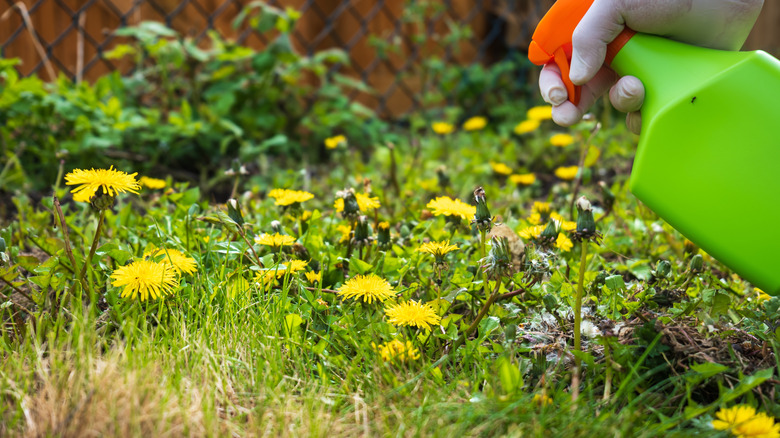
[{"xmin": 539, "ymin": 0, "xmax": 764, "ymax": 133}]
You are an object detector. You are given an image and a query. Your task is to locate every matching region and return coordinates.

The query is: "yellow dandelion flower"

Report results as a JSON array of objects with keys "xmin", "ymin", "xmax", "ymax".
[
  {"xmin": 111, "ymin": 260, "xmax": 179, "ymax": 301},
  {"xmin": 138, "ymin": 176, "xmax": 166, "ymax": 189},
  {"xmin": 431, "ymin": 122, "xmax": 455, "ymax": 135},
  {"xmin": 254, "ymin": 233, "xmax": 296, "ymax": 248},
  {"xmin": 734, "ymin": 414, "xmax": 780, "ymax": 438},
  {"xmin": 519, "ymin": 225, "xmax": 546, "ymax": 240},
  {"xmin": 713, "ymin": 405, "xmax": 780, "ymax": 438},
  {"xmin": 527, "ymin": 105, "xmax": 553, "ymax": 121},
  {"xmin": 255, "ymin": 260, "xmax": 308, "ymax": 285},
  {"xmin": 268, "ymin": 189, "xmax": 314, "ymax": 206},
  {"xmin": 426, "ymin": 196, "xmax": 476, "ymax": 221},
  {"xmin": 337, "ymin": 273, "xmax": 395, "ymax": 304},
  {"xmin": 527, "ymin": 212, "xmax": 542, "ymax": 225},
  {"xmin": 301, "ymin": 210, "xmax": 313, "ymax": 222},
  {"xmin": 489, "ymin": 162, "xmax": 513, "ymax": 176},
  {"xmin": 554, "ymin": 166, "xmax": 579, "ymax": 181},
  {"xmin": 418, "ymin": 240, "xmax": 459, "ymax": 258},
  {"xmin": 550, "ymin": 133, "xmax": 575, "ymax": 147},
  {"xmin": 305, "ymin": 271, "xmax": 322, "ymax": 284},
  {"xmin": 462, "ymin": 116, "xmax": 487, "ymax": 131},
  {"xmin": 532, "ymin": 394, "xmax": 553, "ymax": 406},
  {"xmin": 337, "ymin": 225, "xmax": 352, "ymax": 243},
  {"xmin": 334, "ymin": 192, "xmax": 380, "ymax": 212},
  {"xmin": 65, "ymin": 166, "xmax": 140, "ymax": 203},
  {"xmin": 514, "ymin": 119, "xmax": 541, "ymax": 135},
  {"xmin": 756, "ymin": 288, "xmax": 772, "ymax": 302},
  {"xmin": 373, "ymin": 339, "xmax": 420, "ymax": 362},
  {"xmin": 510, "ymin": 173, "xmax": 536, "ymax": 185},
  {"xmin": 532, "ymin": 202, "xmax": 551, "ymax": 215},
  {"xmin": 325, "ymin": 135, "xmax": 347, "ymax": 149},
  {"xmin": 385, "ymin": 300, "xmax": 441, "ymax": 331},
  {"xmin": 555, "ymin": 233, "xmax": 573, "ymax": 252},
  {"xmin": 144, "ymin": 247, "xmax": 197, "ymax": 275},
  {"xmin": 550, "ymin": 212, "xmax": 577, "ymax": 231}
]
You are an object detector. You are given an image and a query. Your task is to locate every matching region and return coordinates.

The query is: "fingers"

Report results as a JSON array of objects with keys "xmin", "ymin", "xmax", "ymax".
[
  {"xmin": 570, "ymin": 0, "xmax": 625, "ymax": 84},
  {"xmin": 539, "ymin": 63, "xmax": 568, "ymax": 106},
  {"xmin": 551, "ymin": 66, "xmax": 618, "ymax": 126},
  {"xmin": 626, "ymin": 111, "xmax": 642, "ymax": 134},
  {"xmin": 609, "ymin": 76, "xmax": 644, "ymax": 113}
]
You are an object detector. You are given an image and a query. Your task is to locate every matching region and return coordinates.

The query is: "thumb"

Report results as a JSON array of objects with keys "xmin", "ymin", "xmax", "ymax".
[{"xmin": 569, "ymin": 0, "xmax": 625, "ymax": 85}]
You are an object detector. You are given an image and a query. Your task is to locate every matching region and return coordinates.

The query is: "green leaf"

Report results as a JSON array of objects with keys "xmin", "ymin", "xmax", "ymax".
[
  {"xmin": 605, "ymin": 275, "xmax": 625, "ymax": 291},
  {"xmin": 283, "ymin": 313, "xmax": 304, "ymax": 337},
  {"xmin": 349, "ymin": 258, "xmax": 373, "ymax": 275},
  {"xmin": 495, "ymin": 356, "xmax": 522, "ymax": 394}
]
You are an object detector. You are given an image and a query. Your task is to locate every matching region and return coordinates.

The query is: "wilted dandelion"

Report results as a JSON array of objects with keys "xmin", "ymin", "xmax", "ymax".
[
  {"xmin": 712, "ymin": 405, "xmax": 780, "ymax": 438},
  {"xmin": 527, "ymin": 105, "xmax": 553, "ymax": 121},
  {"xmin": 489, "ymin": 162, "xmax": 513, "ymax": 175},
  {"xmin": 144, "ymin": 247, "xmax": 197, "ymax": 275},
  {"xmin": 325, "ymin": 135, "xmax": 347, "ymax": 149},
  {"xmin": 385, "ymin": 300, "xmax": 441, "ymax": 331},
  {"xmin": 65, "ymin": 166, "xmax": 140, "ymax": 204},
  {"xmin": 268, "ymin": 189, "xmax": 314, "ymax": 206},
  {"xmin": 426, "ymin": 196, "xmax": 476, "ymax": 222},
  {"xmin": 431, "ymin": 122, "xmax": 455, "ymax": 135},
  {"xmin": 462, "ymin": 116, "xmax": 487, "ymax": 131},
  {"xmin": 254, "ymin": 233, "xmax": 296, "ymax": 249},
  {"xmin": 554, "ymin": 166, "xmax": 579, "ymax": 181},
  {"xmin": 337, "ymin": 273, "xmax": 395, "ymax": 304},
  {"xmin": 373, "ymin": 339, "xmax": 420, "ymax": 362},
  {"xmin": 510, "ymin": 173, "xmax": 536, "ymax": 185},
  {"xmin": 514, "ymin": 119, "xmax": 540, "ymax": 135},
  {"xmin": 550, "ymin": 133, "xmax": 574, "ymax": 147},
  {"xmin": 111, "ymin": 260, "xmax": 179, "ymax": 301},
  {"xmin": 139, "ymin": 176, "xmax": 166, "ymax": 189}
]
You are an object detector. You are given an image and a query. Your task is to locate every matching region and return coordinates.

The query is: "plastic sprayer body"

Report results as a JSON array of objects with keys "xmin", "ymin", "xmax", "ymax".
[
  {"xmin": 529, "ymin": 0, "xmax": 780, "ymax": 294},
  {"xmin": 612, "ymin": 35, "xmax": 780, "ymax": 293}
]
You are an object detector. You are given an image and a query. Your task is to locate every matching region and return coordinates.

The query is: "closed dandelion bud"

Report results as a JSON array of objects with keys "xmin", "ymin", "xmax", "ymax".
[
  {"xmin": 599, "ymin": 181, "xmax": 615, "ymax": 211},
  {"xmin": 690, "ymin": 254, "xmax": 703, "ymax": 273},
  {"xmin": 656, "ymin": 260, "xmax": 672, "ymax": 278},
  {"xmin": 377, "ymin": 221, "xmax": 391, "ymax": 249},
  {"xmin": 270, "ymin": 220, "xmax": 282, "ymax": 233},
  {"xmin": 0, "ymin": 237, "xmax": 5, "ymax": 252},
  {"xmin": 472, "ymin": 187, "xmax": 492, "ymax": 232},
  {"xmin": 537, "ymin": 220, "xmax": 559, "ymax": 247},
  {"xmin": 339, "ymin": 188, "xmax": 360, "ymax": 219},
  {"xmin": 574, "ymin": 196, "xmax": 599, "ymax": 242},
  {"xmin": 352, "ymin": 215, "xmax": 372, "ymax": 247},
  {"xmin": 436, "ymin": 166, "xmax": 451, "ymax": 189},
  {"xmin": 90, "ymin": 186, "xmax": 116, "ymax": 211},
  {"xmin": 226, "ymin": 199, "xmax": 244, "ymax": 226}
]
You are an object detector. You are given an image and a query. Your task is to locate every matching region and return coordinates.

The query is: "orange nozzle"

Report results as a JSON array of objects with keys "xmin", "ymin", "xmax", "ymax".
[{"xmin": 529, "ymin": 0, "xmax": 595, "ymax": 105}]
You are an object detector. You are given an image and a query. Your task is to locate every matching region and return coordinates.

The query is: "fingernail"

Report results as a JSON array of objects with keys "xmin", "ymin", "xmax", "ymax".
[{"xmin": 548, "ymin": 87, "xmax": 567, "ymax": 105}]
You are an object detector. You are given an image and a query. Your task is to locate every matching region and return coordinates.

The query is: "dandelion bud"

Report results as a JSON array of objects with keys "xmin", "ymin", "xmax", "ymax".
[
  {"xmin": 599, "ymin": 181, "xmax": 615, "ymax": 211},
  {"xmin": 90, "ymin": 186, "xmax": 116, "ymax": 211},
  {"xmin": 352, "ymin": 215, "xmax": 372, "ymax": 247},
  {"xmin": 574, "ymin": 196, "xmax": 599, "ymax": 242},
  {"xmin": 436, "ymin": 166, "xmax": 451, "ymax": 189},
  {"xmin": 377, "ymin": 221, "xmax": 392, "ymax": 249},
  {"xmin": 690, "ymin": 254, "xmax": 703, "ymax": 273},
  {"xmin": 472, "ymin": 186, "xmax": 492, "ymax": 232},
  {"xmin": 482, "ymin": 236, "xmax": 513, "ymax": 279},
  {"xmin": 0, "ymin": 237, "xmax": 6, "ymax": 252},
  {"xmin": 270, "ymin": 220, "xmax": 282, "ymax": 233},
  {"xmin": 338, "ymin": 188, "xmax": 360, "ymax": 219},
  {"xmin": 656, "ymin": 260, "xmax": 672, "ymax": 278},
  {"xmin": 224, "ymin": 199, "xmax": 244, "ymax": 226},
  {"xmin": 537, "ymin": 220, "xmax": 559, "ymax": 248}
]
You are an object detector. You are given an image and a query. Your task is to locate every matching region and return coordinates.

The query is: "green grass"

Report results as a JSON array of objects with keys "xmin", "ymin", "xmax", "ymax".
[{"xmin": 1, "ymin": 111, "xmax": 778, "ymax": 437}]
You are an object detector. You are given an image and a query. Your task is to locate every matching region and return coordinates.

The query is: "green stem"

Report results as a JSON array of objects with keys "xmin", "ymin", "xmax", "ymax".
[
  {"xmin": 572, "ymin": 240, "xmax": 588, "ymax": 403},
  {"xmin": 78, "ymin": 209, "xmax": 106, "ymax": 290},
  {"xmin": 479, "ymin": 229, "xmax": 488, "ymax": 297},
  {"xmin": 603, "ymin": 339, "xmax": 612, "ymax": 402},
  {"xmin": 450, "ymin": 280, "xmax": 500, "ymax": 353}
]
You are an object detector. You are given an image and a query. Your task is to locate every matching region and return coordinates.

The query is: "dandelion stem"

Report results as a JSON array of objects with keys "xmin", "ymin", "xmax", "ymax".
[
  {"xmin": 450, "ymin": 280, "xmax": 501, "ymax": 353},
  {"xmin": 603, "ymin": 339, "xmax": 612, "ymax": 402},
  {"xmin": 78, "ymin": 209, "xmax": 106, "ymax": 291},
  {"xmin": 479, "ymin": 229, "xmax": 488, "ymax": 297},
  {"xmin": 572, "ymin": 240, "xmax": 588, "ymax": 403}
]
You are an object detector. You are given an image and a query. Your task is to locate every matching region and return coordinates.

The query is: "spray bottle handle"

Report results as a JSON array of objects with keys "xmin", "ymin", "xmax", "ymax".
[{"xmin": 529, "ymin": 0, "xmax": 635, "ymax": 106}]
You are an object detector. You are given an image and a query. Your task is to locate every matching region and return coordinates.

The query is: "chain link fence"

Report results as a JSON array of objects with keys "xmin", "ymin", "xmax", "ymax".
[{"xmin": 1, "ymin": 0, "xmax": 551, "ymax": 116}]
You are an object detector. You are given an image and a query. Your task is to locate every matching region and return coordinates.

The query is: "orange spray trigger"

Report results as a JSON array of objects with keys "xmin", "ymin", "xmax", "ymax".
[{"xmin": 528, "ymin": 0, "xmax": 595, "ymax": 105}]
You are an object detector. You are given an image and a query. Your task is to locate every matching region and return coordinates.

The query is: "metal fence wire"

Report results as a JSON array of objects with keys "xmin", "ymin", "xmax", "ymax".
[{"xmin": 0, "ymin": 0, "xmax": 553, "ymax": 116}]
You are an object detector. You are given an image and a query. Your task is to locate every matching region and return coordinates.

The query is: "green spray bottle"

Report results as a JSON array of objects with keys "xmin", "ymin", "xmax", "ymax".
[{"xmin": 529, "ymin": 0, "xmax": 780, "ymax": 294}]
